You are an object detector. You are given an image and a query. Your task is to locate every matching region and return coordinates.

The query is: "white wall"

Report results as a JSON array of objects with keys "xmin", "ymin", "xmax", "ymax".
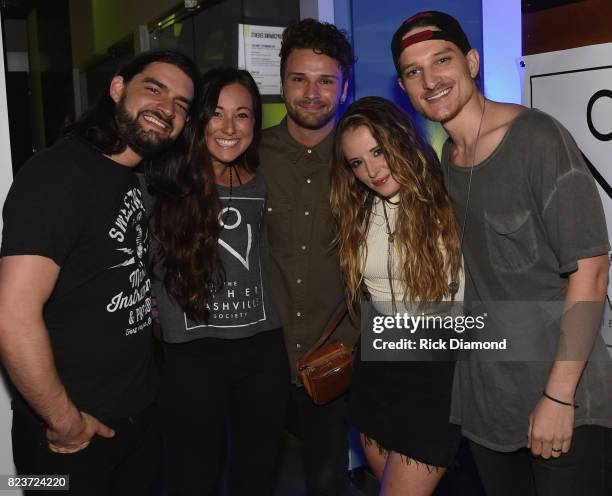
[{"xmin": 0, "ymin": 13, "xmax": 19, "ymax": 496}]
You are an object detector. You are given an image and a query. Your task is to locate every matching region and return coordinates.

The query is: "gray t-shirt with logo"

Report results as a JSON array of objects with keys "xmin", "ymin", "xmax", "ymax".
[
  {"xmin": 147, "ymin": 172, "xmax": 281, "ymax": 342},
  {"xmin": 442, "ymin": 109, "xmax": 612, "ymax": 451}
]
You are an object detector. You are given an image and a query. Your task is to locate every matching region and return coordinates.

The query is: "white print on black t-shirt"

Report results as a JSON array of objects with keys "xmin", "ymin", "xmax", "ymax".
[
  {"xmin": 219, "ymin": 206, "xmax": 253, "ymax": 269},
  {"xmin": 184, "ymin": 196, "xmax": 266, "ymax": 330},
  {"xmin": 108, "ymin": 188, "xmax": 143, "ymax": 243},
  {"xmin": 105, "ymin": 187, "xmax": 152, "ymax": 336}
]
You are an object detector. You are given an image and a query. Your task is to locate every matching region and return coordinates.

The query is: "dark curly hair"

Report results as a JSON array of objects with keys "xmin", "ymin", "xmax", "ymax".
[
  {"xmin": 280, "ymin": 18, "xmax": 355, "ymax": 83},
  {"xmin": 148, "ymin": 68, "xmax": 263, "ymax": 322}
]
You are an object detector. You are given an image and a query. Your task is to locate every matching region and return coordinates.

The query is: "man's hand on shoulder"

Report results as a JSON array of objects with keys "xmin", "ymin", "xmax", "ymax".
[{"xmin": 47, "ymin": 408, "xmax": 115, "ymax": 454}]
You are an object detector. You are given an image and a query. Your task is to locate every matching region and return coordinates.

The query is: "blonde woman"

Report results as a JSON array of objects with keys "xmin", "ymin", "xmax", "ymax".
[{"xmin": 331, "ymin": 96, "xmax": 463, "ymax": 495}]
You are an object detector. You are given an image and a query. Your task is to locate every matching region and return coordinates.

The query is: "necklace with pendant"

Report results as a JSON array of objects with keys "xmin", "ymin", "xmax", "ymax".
[
  {"xmin": 382, "ymin": 198, "xmax": 398, "ymax": 314},
  {"xmin": 447, "ymin": 98, "xmax": 486, "ymax": 299},
  {"xmin": 221, "ymin": 164, "xmax": 243, "ymax": 227},
  {"xmin": 382, "ymin": 199, "xmax": 395, "ymax": 243}
]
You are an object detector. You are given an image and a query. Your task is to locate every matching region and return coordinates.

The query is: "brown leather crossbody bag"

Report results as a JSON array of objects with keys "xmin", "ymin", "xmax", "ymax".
[{"xmin": 295, "ymin": 303, "xmax": 353, "ymax": 405}]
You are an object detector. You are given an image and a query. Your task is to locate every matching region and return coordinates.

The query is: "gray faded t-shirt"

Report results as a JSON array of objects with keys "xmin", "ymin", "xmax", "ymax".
[
  {"xmin": 147, "ymin": 173, "xmax": 281, "ymax": 342},
  {"xmin": 442, "ymin": 108, "xmax": 612, "ymax": 451}
]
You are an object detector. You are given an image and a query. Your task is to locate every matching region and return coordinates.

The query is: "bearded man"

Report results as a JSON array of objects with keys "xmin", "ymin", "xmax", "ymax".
[{"xmin": 0, "ymin": 50, "xmax": 199, "ymax": 495}]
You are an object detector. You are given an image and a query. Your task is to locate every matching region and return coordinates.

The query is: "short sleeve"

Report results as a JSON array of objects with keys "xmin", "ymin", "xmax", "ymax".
[
  {"xmin": 529, "ymin": 114, "xmax": 609, "ymax": 274},
  {"xmin": 1, "ymin": 153, "xmax": 86, "ymax": 266}
]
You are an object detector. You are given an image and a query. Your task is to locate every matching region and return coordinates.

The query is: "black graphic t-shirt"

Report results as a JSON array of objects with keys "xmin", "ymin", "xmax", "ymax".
[
  {"xmin": 1, "ymin": 136, "xmax": 157, "ymax": 420},
  {"xmin": 150, "ymin": 173, "xmax": 281, "ymax": 342}
]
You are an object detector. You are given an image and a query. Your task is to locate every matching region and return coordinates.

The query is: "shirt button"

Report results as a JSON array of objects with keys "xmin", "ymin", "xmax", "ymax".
[
  {"xmin": 301, "ymin": 245, "xmax": 307, "ymax": 251},
  {"xmin": 296, "ymin": 312, "xmax": 302, "ymax": 317},
  {"xmin": 297, "ymin": 278, "xmax": 302, "ymax": 284},
  {"xmin": 296, "ymin": 343, "xmax": 302, "ymax": 350},
  {"xmin": 306, "ymin": 178, "xmax": 312, "ymax": 184},
  {"xmin": 304, "ymin": 211, "xmax": 310, "ymax": 216},
  {"xmin": 307, "ymin": 149, "xmax": 312, "ymax": 154}
]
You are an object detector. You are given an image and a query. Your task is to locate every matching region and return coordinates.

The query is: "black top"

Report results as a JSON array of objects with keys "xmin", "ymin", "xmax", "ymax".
[{"xmin": 1, "ymin": 136, "xmax": 157, "ymax": 420}]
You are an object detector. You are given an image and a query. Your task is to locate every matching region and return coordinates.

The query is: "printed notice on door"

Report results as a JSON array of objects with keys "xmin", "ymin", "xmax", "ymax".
[{"xmin": 238, "ymin": 24, "xmax": 284, "ymax": 96}]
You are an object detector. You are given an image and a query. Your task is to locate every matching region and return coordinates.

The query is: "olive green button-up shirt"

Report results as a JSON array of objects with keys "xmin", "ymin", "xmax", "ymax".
[{"xmin": 260, "ymin": 119, "xmax": 359, "ymax": 380}]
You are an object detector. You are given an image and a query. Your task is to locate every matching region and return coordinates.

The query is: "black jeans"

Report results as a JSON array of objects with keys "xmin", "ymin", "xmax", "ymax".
[
  {"xmin": 159, "ymin": 329, "xmax": 290, "ymax": 496},
  {"xmin": 290, "ymin": 386, "xmax": 350, "ymax": 496},
  {"xmin": 469, "ymin": 425, "xmax": 610, "ymax": 496},
  {"xmin": 11, "ymin": 404, "xmax": 161, "ymax": 496}
]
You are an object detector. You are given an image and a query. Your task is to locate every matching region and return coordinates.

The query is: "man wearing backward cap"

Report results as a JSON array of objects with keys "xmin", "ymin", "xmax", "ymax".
[{"xmin": 392, "ymin": 11, "xmax": 612, "ymax": 496}]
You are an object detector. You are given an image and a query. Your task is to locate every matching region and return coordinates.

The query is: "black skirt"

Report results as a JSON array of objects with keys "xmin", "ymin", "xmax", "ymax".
[{"xmin": 349, "ymin": 349, "xmax": 461, "ymax": 468}]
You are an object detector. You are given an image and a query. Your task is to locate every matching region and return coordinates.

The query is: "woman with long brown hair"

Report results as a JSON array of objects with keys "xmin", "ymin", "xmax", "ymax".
[
  {"xmin": 331, "ymin": 96, "xmax": 463, "ymax": 495},
  {"xmin": 145, "ymin": 67, "xmax": 289, "ymax": 496}
]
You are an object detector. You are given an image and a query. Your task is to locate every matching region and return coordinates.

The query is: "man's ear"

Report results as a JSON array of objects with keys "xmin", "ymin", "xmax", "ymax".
[
  {"xmin": 109, "ymin": 76, "xmax": 125, "ymax": 103},
  {"xmin": 466, "ymin": 48, "xmax": 480, "ymax": 79}
]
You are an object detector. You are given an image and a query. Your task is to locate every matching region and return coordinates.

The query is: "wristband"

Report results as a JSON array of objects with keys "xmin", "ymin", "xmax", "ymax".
[{"xmin": 542, "ymin": 391, "xmax": 579, "ymax": 409}]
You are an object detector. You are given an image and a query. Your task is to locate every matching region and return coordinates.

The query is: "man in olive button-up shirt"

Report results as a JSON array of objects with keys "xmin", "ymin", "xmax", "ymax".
[
  {"xmin": 261, "ymin": 119, "xmax": 357, "ymax": 374},
  {"xmin": 259, "ymin": 19, "xmax": 359, "ymax": 496}
]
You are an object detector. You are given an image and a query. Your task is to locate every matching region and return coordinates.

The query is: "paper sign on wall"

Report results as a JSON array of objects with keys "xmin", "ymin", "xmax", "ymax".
[{"xmin": 238, "ymin": 24, "xmax": 284, "ymax": 96}]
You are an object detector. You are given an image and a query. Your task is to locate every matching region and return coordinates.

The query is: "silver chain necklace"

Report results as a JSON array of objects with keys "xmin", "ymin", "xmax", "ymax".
[{"xmin": 447, "ymin": 98, "xmax": 487, "ymax": 299}]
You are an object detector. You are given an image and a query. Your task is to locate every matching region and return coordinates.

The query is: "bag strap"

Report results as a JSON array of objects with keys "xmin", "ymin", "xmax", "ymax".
[{"xmin": 299, "ymin": 301, "xmax": 348, "ymax": 364}]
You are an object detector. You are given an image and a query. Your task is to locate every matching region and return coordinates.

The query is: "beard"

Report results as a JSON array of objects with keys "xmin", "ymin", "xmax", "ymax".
[
  {"xmin": 285, "ymin": 99, "xmax": 338, "ymax": 131},
  {"xmin": 114, "ymin": 96, "xmax": 175, "ymax": 159}
]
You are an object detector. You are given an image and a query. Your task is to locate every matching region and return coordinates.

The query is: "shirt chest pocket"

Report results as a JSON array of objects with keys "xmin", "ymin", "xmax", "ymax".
[
  {"xmin": 265, "ymin": 201, "xmax": 291, "ymax": 250},
  {"xmin": 483, "ymin": 210, "xmax": 538, "ymax": 272}
]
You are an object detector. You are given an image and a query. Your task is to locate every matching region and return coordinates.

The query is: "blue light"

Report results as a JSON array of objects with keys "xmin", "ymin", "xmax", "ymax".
[{"xmin": 482, "ymin": 0, "xmax": 522, "ymax": 103}]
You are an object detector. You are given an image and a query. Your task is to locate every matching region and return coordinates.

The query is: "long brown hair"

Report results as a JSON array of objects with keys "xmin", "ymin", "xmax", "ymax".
[
  {"xmin": 330, "ymin": 96, "xmax": 461, "ymax": 310},
  {"xmin": 148, "ymin": 68, "xmax": 262, "ymax": 321}
]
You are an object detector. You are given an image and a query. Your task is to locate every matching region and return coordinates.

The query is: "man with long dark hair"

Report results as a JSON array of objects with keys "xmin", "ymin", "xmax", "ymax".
[
  {"xmin": 0, "ymin": 50, "xmax": 199, "ymax": 495},
  {"xmin": 259, "ymin": 19, "xmax": 359, "ymax": 495},
  {"xmin": 393, "ymin": 11, "xmax": 612, "ymax": 496}
]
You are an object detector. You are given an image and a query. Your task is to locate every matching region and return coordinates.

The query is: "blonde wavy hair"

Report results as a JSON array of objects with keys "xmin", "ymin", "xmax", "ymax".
[{"xmin": 330, "ymin": 96, "xmax": 461, "ymax": 311}]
